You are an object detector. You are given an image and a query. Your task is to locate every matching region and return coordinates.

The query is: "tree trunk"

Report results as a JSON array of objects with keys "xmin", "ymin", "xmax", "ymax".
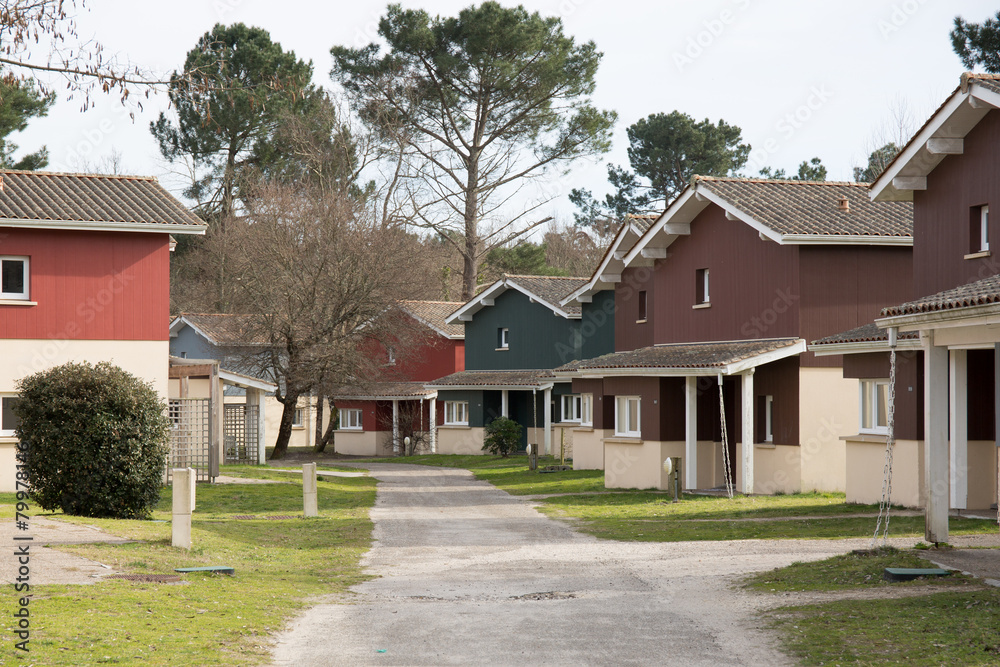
[
  {"xmin": 461, "ymin": 156, "xmax": 480, "ymax": 301},
  {"xmin": 314, "ymin": 394, "xmax": 325, "ymax": 452},
  {"xmin": 269, "ymin": 394, "xmax": 299, "ymax": 460},
  {"xmin": 316, "ymin": 404, "xmax": 338, "ymax": 454}
]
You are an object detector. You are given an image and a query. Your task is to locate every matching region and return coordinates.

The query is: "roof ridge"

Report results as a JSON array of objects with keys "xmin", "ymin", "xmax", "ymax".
[
  {"xmin": 694, "ymin": 175, "xmax": 868, "ymax": 187},
  {"xmin": 503, "ymin": 274, "xmax": 589, "ymax": 280},
  {"xmin": 399, "ymin": 299, "xmax": 464, "ymax": 305}
]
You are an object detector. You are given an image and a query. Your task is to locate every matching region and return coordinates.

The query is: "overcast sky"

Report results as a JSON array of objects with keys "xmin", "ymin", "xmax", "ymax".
[{"xmin": 15, "ymin": 0, "xmax": 1000, "ymax": 223}]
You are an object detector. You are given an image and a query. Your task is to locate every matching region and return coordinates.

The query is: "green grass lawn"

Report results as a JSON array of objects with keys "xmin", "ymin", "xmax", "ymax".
[
  {"xmin": 1, "ymin": 466, "xmax": 376, "ymax": 666},
  {"xmin": 748, "ymin": 547, "xmax": 1000, "ymax": 665}
]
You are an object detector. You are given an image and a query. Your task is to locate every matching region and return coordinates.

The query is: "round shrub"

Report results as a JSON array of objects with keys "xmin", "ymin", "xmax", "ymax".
[
  {"xmin": 15, "ymin": 361, "xmax": 170, "ymax": 519},
  {"xmin": 482, "ymin": 416, "xmax": 522, "ymax": 457}
]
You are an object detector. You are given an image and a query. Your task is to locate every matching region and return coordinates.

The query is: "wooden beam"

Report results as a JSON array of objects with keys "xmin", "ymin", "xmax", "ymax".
[
  {"xmin": 613, "ymin": 250, "xmax": 627, "ymax": 260},
  {"xmin": 169, "ymin": 364, "xmax": 214, "ymax": 379},
  {"xmin": 663, "ymin": 222, "xmax": 691, "ymax": 235},
  {"xmin": 600, "ymin": 273, "xmax": 622, "ymax": 283},
  {"xmin": 893, "ymin": 176, "xmax": 927, "ymax": 191},
  {"xmin": 481, "ymin": 298, "xmax": 494, "ymax": 306},
  {"xmin": 926, "ymin": 138, "xmax": 963, "ymax": 155},
  {"xmin": 640, "ymin": 247, "xmax": 667, "ymax": 259},
  {"xmin": 725, "ymin": 211, "xmax": 739, "ymax": 221}
]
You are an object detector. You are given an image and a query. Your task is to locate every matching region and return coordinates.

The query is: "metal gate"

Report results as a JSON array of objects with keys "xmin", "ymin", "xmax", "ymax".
[
  {"xmin": 167, "ymin": 398, "xmax": 214, "ymax": 483},
  {"xmin": 224, "ymin": 403, "xmax": 260, "ymax": 464}
]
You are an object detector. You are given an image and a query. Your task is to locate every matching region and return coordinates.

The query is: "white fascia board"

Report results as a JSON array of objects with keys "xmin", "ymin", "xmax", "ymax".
[
  {"xmin": 403, "ymin": 311, "xmax": 464, "ymax": 341},
  {"xmin": 971, "ymin": 85, "xmax": 1000, "ymax": 110},
  {"xmin": 809, "ymin": 339, "xmax": 922, "ymax": 357},
  {"xmin": 622, "ymin": 187, "xmax": 704, "ymax": 266},
  {"xmin": 171, "ymin": 317, "xmax": 220, "ymax": 347},
  {"xmin": 335, "ymin": 392, "xmax": 437, "ymax": 401},
  {"xmin": 561, "ymin": 223, "xmax": 645, "ymax": 307},
  {"xmin": 723, "ymin": 340, "xmax": 806, "ymax": 375},
  {"xmin": 445, "ymin": 280, "xmax": 506, "ymax": 324},
  {"xmin": 870, "ymin": 90, "xmax": 970, "ymax": 202},
  {"xmin": 0, "ymin": 218, "xmax": 207, "ymax": 234},
  {"xmin": 876, "ymin": 302, "xmax": 1000, "ymax": 332},
  {"xmin": 780, "ymin": 234, "xmax": 913, "ymax": 247},
  {"xmin": 695, "ymin": 187, "xmax": 784, "ymax": 244},
  {"xmin": 504, "ymin": 279, "xmax": 577, "ymax": 320},
  {"xmin": 218, "ymin": 369, "xmax": 277, "ymax": 392}
]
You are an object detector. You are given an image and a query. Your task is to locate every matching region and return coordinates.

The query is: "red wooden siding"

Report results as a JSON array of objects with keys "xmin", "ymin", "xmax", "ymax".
[
  {"xmin": 0, "ymin": 228, "xmax": 170, "ymax": 341},
  {"xmin": 615, "ymin": 267, "xmax": 655, "ymax": 352},
  {"xmin": 335, "ymin": 399, "xmax": 379, "ymax": 431},
  {"xmin": 798, "ymin": 246, "xmax": 913, "ymax": 368},
  {"xmin": 366, "ymin": 314, "xmax": 464, "ymax": 382},
  {"xmin": 913, "ymin": 109, "xmax": 1000, "ymax": 297}
]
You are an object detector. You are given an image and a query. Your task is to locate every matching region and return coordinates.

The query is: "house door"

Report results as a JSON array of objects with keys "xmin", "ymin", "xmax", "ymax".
[
  {"xmin": 507, "ymin": 392, "xmax": 530, "ymax": 452},
  {"xmin": 723, "ymin": 378, "xmax": 739, "ymax": 487}
]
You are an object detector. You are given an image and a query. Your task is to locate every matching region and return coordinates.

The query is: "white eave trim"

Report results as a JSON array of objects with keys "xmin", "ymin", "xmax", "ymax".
[
  {"xmin": 446, "ymin": 277, "xmax": 578, "ymax": 323},
  {"xmin": 780, "ymin": 234, "xmax": 913, "ymax": 247},
  {"xmin": 623, "ymin": 187, "xmax": 703, "ymax": 267},
  {"xmin": 0, "ymin": 218, "xmax": 207, "ymax": 234},
  {"xmin": 561, "ymin": 221, "xmax": 651, "ymax": 307},
  {"xmin": 425, "ymin": 381, "xmax": 561, "ymax": 392},
  {"xmin": 401, "ymin": 309, "xmax": 465, "ymax": 340},
  {"xmin": 809, "ymin": 339, "xmax": 922, "ymax": 357},
  {"xmin": 693, "ymin": 187, "xmax": 785, "ymax": 245},
  {"xmin": 333, "ymin": 392, "xmax": 438, "ymax": 401},
  {"xmin": 218, "ymin": 369, "xmax": 277, "ymax": 392},
  {"xmin": 876, "ymin": 301, "xmax": 1000, "ymax": 332}
]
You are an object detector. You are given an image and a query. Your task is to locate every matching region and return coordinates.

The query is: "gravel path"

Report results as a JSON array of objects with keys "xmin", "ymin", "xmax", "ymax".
[{"xmin": 268, "ymin": 463, "xmax": 934, "ymax": 667}]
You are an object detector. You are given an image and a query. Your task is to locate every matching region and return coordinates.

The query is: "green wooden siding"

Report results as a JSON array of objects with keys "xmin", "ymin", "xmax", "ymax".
[
  {"xmin": 437, "ymin": 390, "xmax": 485, "ymax": 427},
  {"xmin": 582, "ymin": 290, "xmax": 615, "ymax": 359}
]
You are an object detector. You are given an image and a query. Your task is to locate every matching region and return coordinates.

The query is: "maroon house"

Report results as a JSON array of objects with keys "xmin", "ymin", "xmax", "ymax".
[
  {"xmin": 332, "ymin": 300, "xmax": 465, "ymax": 456},
  {"xmin": 813, "ymin": 73, "xmax": 1000, "ymax": 542},
  {"xmin": 558, "ymin": 176, "xmax": 913, "ymax": 494}
]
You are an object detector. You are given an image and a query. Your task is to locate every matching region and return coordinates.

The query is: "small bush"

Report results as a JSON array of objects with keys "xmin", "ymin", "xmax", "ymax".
[
  {"xmin": 482, "ymin": 416, "xmax": 522, "ymax": 457},
  {"xmin": 15, "ymin": 361, "xmax": 170, "ymax": 519}
]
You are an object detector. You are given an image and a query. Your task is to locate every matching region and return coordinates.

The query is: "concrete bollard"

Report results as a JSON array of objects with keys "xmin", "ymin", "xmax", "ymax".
[
  {"xmin": 303, "ymin": 463, "xmax": 318, "ymax": 518},
  {"xmin": 172, "ymin": 468, "xmax": 195, "ymax": 549}
]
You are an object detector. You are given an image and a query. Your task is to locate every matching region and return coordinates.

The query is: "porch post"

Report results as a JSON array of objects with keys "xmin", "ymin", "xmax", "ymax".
[
  {"xmin": 685, "ymin": 376, "xmax": 698, "ymax": 490},
  {"xmin": 949, "ymin": 349, "xmax": 968, "ymax": 510},
  {"xmin": 392, "ymin": 399, "xmax": 400, "ymax": 455},
  {"xmin": 543, "ymin": 387, "xmax": 552, "ymax": 456},
  {"xmin": 429, "ymin": 396, "xmax": 437, "ymax": 454},
  {"xmin": 995, "ymin": 343, "xmax": 1000, "ymax": 520},
  {"xmin": 741, "ymin": 369, "xmax": 755, "ymax": 495},
  {"xmin": 501, "ymin": 389, "xmax": 509, "ymax": 418},
  {"xmin": 923, "ymin": 331, "xmax": 950, "ymax": 543},
  {"xmin": 256, "ymin": 389, "xmax": 266, "ymax": 464}
]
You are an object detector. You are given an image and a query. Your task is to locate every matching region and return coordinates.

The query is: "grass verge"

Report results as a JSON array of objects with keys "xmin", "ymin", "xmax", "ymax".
[{"xmin": 1, "ymin": 466, "xmax": 375, "ymax": 665}]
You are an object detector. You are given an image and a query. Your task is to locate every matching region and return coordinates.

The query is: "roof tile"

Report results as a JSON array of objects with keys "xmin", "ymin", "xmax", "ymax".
[
  {"xmin": 811, "ymin": 322, "xmax": 919, "ymax": 346},
  {"xmin": 557, "ymin": 338, "xmax": 801, "ymax": 372},
  {"xmin": 881, "ymin": 274, "xmax": 1000, "ymax": 318},
  {"xmin": 398, "ymin": 300, "xmax": 465, "ymax": 339},
  {"xmin": 427, "ymin": 369, "xmax": 555, "ymax": 388}
]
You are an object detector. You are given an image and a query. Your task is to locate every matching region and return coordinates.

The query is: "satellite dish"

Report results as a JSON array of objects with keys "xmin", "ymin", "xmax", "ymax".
[
  {"xmin": 526, "ymin": 444, "xmax": 534, "ymax": 456},
  {"xmin": 663, "ymin": 457, "xmax": 673, "ymax": 476}
]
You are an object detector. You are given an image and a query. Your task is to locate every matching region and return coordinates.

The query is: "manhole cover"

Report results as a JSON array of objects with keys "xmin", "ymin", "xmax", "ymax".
[
  {"xmin": 106, "ymin": 574, "xmax": 183, "ymax": 583},
  {"xmin": 267, "ymin": 515, "xmax": 299, "ymax": 520},
  {"xmin": 232, "ymin": 515, "xmax": 257, "ymax": 520},
  {"xmin": 511, "ymin": 591, "xmax": 576, "ymax": 601}
]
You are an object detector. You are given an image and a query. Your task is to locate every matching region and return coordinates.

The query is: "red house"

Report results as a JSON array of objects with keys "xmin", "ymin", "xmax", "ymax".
[
  {"xmin": 0, "ymin": 170, "xmax": 206, "ymax": 491},
  {"xmin": 557, "ymin": 176, "xmax": 913, "ymax": 494},
  {"xmin": 813, "ymin": 73, "xmax": 1000, "ymax": 542},
  {"xmin": 332, "ymin": 300, "xmax": 464, "ymax": 456}
]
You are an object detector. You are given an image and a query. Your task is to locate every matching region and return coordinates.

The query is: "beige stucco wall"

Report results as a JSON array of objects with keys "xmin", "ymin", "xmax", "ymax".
[
  {"xmin": 552, "ymin": 424, "xmax": 575, "ymax": 461},
  {"xmin": 333, "ymin": 430, "xmax": 379, "ymax": 457},
  {"xmin": 436, "ymin": 426, "xmax": 485, "ymax": 455},
  {"xmin": 572, "ymin": 428, "xmax": 606, "ymax": 470},
  {"xmin": 605, "ymin": 440, "xmax": 685, "ymax": 490},
  {"xmin": 798, "ymin": 366, "xmax": 855, "ymax": 493},
  {"xmin": 696, "ymin": 441, "xmax": 722, "ymax": 489},
  {"xmin": 845, "ymin": 437, "xmax": 923, "ymax": 507},
  {"xmin": 0, "ymin": 339, "xmax": 169, "ymax": 492},
  {"xmin": 752, "ymin": 444, "xmax": 802, "ymax": 495},
  {"xmin": 966, "ymin": 441, "xmax": 998, "ymax": 511}
]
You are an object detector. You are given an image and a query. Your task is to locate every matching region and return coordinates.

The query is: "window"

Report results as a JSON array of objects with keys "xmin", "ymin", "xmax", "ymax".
[
  {"xmin": 444, "ymin": 401, "xmax": 469, "ymax": 426},
  {"xmin": 580, "ymin": 393, "xmax": 593, "ymax": 427},
  {"xmin": 971, "ymin": 204, "xmax": 990, "ymax": 253},
  {"xmin": 0, "ymin": 256, "xmax": 29, "ymax": 300},
  {"xmin": 615, "ymin": 396, "xmax": 641, "ymax": 437},
  {"xmin": 764, "ymin": 395, "xmax": 773, "ymax": 443},
  {"xmin": 860, "ymin": 379, "xmax": 890, "ymax": 434},
  {"xmin": 1, "ymin": 395, "xmax": 20, "ymax": 437},
  {"xmin": 695, "ymin": 268, "xmax": 710, "ymax": 305},
  {"xmin": 387, "ymin": 347, "xmax": 396, "ymax": 365},
  {"xmin": 637, "ymin": 290, "xmax": 647, "ymax": 321},
  {"xmin": 561, "ymin": 394, "xmax": 582, "ymax": 423},
  {"xmin": 340, "ymin": 408, "xmax": 363, "ymax": 430},
  {"xmin": 292, "ymin": 408, "xmax": 304, "ymax": 428},
  {"xmin": 498, "ymin": 327, "xmax": 509, "ymax": 349}
]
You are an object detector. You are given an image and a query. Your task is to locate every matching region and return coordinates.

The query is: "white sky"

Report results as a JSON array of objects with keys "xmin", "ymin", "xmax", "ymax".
[{"xmin": 14, "ymin": 0, "xmax": 1000, "ymax": 223}]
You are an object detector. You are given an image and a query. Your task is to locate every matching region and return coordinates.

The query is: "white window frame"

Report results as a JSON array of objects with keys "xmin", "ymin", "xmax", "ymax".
[
  {"xmin": 561, "ymin": 394, "xmax": 582, "ymax": 423},
  {"xmin": 981, "ymin": 205, "xmax": 990, "ymax": 252},
  {"xmin": 615, "ymin": 396, "xmax": 641, "ymax": 438},
  {"xmin": 340, "ymin": 408, "xmax": 363, "ymax": 431},
  {"xmin": 444, "ymin": 401, "xmax": 469, "ymax": 426},
  {"xmin": 498, "ymin": 327, "xmax": 509, "ymax": 349},
  {"xmin": 580, "ymin": 393, "xmax": 593, "ymax": 427},
  {"xmin": 1, "ymin": 394, "xmax": 20, "ymax": 437},
  {"xmin": 0, "ymin": 256, "xmax": 29, "ymax": 300},
  {"xmin": 701, "ymin": 268, "xmax": 710, "ymax": 303},
  {"xmin": 859, "ymin": 379, "xmax": 890, "ymax": 435},
  {"xmin": 764, "ymin": 395, "xmax": 774, "ymax": 443},
  {"xmin": 387, "ymin": 347, "xmax": 396, "ymax": 366},
  {"xmin": 292, "ymin": 408, "xmax": 304, "ymax": 429}
]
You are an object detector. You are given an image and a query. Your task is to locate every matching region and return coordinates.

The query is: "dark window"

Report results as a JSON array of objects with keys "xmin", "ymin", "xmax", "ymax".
[
  {"xmin": 638, "ymin": 291, "xmax": 647, "ymax": 321},
  {"xmin": 0, "ymin": 258, "xmax": 27, "ymax": 297},
  {"xmin": 1, "ymin": 396, "xmax": 21, "ymax": 434},
  {"xmin": 695, "ymin": 268, "xmax": 710, "ymax": 305},
  {"xmin": 498, "ymin": 327, "xmax": 509, "ymax": 349}
]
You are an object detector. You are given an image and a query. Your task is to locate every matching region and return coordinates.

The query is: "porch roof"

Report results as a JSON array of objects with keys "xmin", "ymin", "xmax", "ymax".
[
  {"xmin": 554, "ymin": 338, "xmax": 805, "ymax": 377},
  {"xmin": 425, "ymin": 369, "xmax": 559, "ymax": 391},
  {"xmin": 878, "ymin": 273, "xmax": 1000, "ymax": 328},
  {"xmin": 332, "ymin": 381, "xmax": 437, "ymax": 401},
  {"xmin": 810, "ymin": 322, "xmax": 921, "ymax": 356}
]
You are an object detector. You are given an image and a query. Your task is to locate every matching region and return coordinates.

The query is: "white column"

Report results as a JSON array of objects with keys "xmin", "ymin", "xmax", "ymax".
[
  {"xmin": 429, "ymin": 396, "xmax": 437, "ymax": 453},
  {"xmin": 171, "ymin": 467, "xmax": 195, "ymax": 550},
  {"xmin": 543, "ymin": 387, "xmax": 552, "ymax": 456},
  {"xmin": 392, "ymin": 399, "xmax": 400, "ymax": 455},
  {"xmin": 741, "ymin": 369, "xmax": 755, "ymax": 495},
  {"xmin": 924, "ymin": 332, "xmax": 950, "ymax": 543},
  {"xmin": 302, "ymin": 462, "xmax": 318, "ymax": 518},
  {"xmin": 501, "ymin": 389, "xmax": 509, "ymax": 418},
  {"xmin": 256, "ymin": 389, "xmax": 266, "ymax": 464},
  {"xmin": 685, "ymin": 376, "xmax": 698, "ymax": 490},
  {"xmin": 949, "ymin": 349, "xmax": 968, "ymax": 510}
]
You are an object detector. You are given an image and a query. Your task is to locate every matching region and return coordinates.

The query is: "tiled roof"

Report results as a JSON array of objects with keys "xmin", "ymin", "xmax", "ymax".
[
  {"xmin": 426, "ymin": 369, "xmax": 555, "ymax": 389},
  {"xmin": 0, "ymin": 170, "xmax": 205, "ymax": 228},
  {"xmin": 333, "ymin": 381, "xmax": 435, "ymax": 399},
  {"xmin": 694, "ymin": 176, "xmax": 912, "ymax": 237},
  {"xmin": 504, "ymin": 275, "xmax": 589, "ymax": 316},
  {"xmin": 811, "ymin": 322, "xmax": 919, "ymax": 346},
  {"xmin": 175, "ymin": 313, "xmax": 270, "ymax": 346},
  {"xmin": 557, "ymin": 338, "xmax": 802, "ymax": 372},
  {"xmin": 398, "ymin": 300, "xmax": 464, "ymax": 339},
  {"xmin": 973, "ymin": 73, "xmax": 1000, "ymax": 96},
  {"xmin": 625, "ymin": 213, "xmax": 658, "ymax": 233},
  {"xmin": 880, "ymin": 274, "xmax": 1000, "ymax": 318}
]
